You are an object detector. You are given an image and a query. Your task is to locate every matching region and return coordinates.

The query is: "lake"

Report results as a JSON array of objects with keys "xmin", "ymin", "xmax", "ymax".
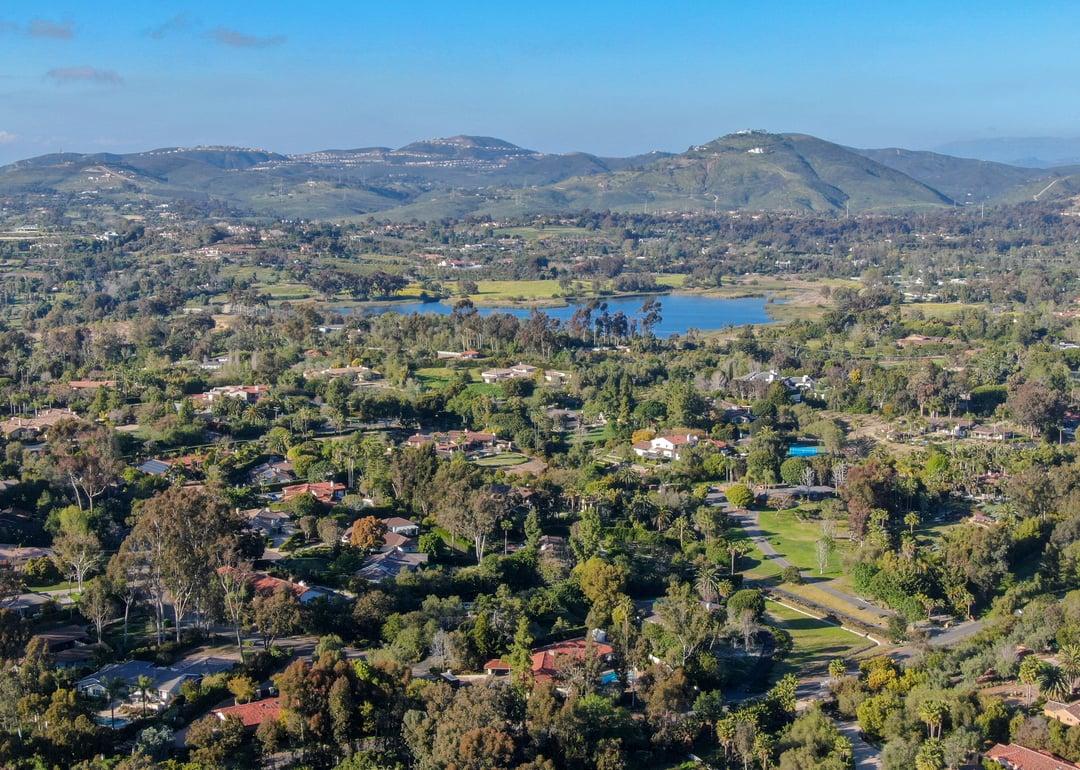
[{"xmin": 345, "ymin": 293, "xmax": 774, "ymax": 336}]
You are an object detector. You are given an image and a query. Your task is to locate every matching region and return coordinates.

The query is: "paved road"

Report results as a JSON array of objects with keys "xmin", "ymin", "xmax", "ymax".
[
  {"xmin": 729, "ymin": 510, "xmax": 889, "ymax": 621},
  {"xmin": 837, "ymin": 721, "xmax": 882, "ymax": 769}
]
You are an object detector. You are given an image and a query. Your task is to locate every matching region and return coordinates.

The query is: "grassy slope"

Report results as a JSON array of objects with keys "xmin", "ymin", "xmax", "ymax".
[{"xmin": 766, "ymin": 600, "xmax": 875, "ymax": 677}]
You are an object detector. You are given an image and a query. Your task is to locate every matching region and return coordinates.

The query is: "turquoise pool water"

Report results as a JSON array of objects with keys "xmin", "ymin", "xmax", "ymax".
[{"xmin": 787, "ymin": 445, "xmax": 822, "ymax": 457}]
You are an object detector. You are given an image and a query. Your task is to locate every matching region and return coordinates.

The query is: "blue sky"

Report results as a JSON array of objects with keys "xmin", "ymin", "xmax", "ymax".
[{"xmin": 0, "ymin": 0, "xmax": 1078, "ymax": 163}]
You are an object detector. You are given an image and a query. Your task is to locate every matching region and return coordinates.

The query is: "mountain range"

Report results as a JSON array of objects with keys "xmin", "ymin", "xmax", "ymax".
[{"xmin": 2, "ymin": 131, "xmax": 1077, "ymax": 220}]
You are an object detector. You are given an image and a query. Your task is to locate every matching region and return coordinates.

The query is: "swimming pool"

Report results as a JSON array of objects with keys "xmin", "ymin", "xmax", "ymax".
[
  {"xmin": 599, "ymin": 671, "xmax": 619, "ymax": 685},
  {"xmin": 787, "ymin": 445, "xmax": 822, "ymax": 457}
]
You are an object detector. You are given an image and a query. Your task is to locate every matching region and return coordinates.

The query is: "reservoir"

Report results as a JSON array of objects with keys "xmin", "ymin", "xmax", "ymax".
[{"xmin": 346, "ymin": 293, "xmax": 774, "ymax": 336}]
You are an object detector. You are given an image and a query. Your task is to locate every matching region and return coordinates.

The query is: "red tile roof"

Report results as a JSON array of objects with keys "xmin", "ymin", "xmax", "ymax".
[
  {"xmin": 485, "ymin": 638, "xmax": 615, "ymax": 683},
  {"xmin": 986, "ymin": 743, "xmax": 1080, "ymax": 770},
  {"xmin": 281, "ymin": 481, "xmax": 344, "ymax": 503},
  {"xmin": 214, "ymin": 697, "xmax": 280, "ymax": 727}
]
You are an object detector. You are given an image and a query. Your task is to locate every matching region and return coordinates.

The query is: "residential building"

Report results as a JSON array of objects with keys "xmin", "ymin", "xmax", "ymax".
[
  {"xmin": 190, "ymin": 384, "xmax": 270, "ymax": 406},
  {"xmin": 1045, "ymin": 700, "xmax": 1080, "ymax": 727},
  {"xmin": 302, "ymin": 365, "xmax": 380, "ymax": 382},
  {"xmin": 77, "ymin": 656, "xmax": 235, "ymax": 711},
  {"xmin": 733, "ymin": 370, "xmax": 815, "ymax": 402},
  {"xmin": 383, "ymin": 516, "xmax": 420, "ymax": 537},
  {"xmin": 214, "ymin": 697, "xmax": 281, "ymax": 729},
  {"xmin": 483, "ymin": 638, "xmax": 615, "ymax": 684},
  {"xmin": 480, "ymin": 363, "xmax": 539, "ymax": 384},
  {"xmin": 0, "ymin": 408, "xmax": 82, "ymax": 440},
  {"xmin": 357, "ymin": 550, "xmax": 429, "ymax": 582},
  {"xmin": 243, "ymin": 508, "xmax": 295, "ymax": 538},
  {"xmin": 632, "ymin": 432, "xmax": 726, "ymax": 461},
  {"xmin": 985, "ymin": 743, "xmax": 1080, "ymax": 770},
  {"xmin": 404, "ymin": 430, "xmax": 505, "ymax": 457},
  {"xmin": 281, "ymin": 481, "xmax": 345, "ymax": 505},
  {"xmin": 249, "ymin": 459, "xmax": 296, "ymax": 486}
]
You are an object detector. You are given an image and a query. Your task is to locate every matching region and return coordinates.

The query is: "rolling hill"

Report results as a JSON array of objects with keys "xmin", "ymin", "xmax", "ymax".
[
  {"xmin": 854, "ymin": 147, "xmax": 1054, "ymax": 202},
  {"xmin": 2, "ymin": 131, "xmax": 1075, "ymax": 220}
]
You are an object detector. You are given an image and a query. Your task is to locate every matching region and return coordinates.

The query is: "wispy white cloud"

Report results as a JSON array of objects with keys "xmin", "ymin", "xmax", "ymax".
[
  {"xmin": 27, "ymin": 19, "xmax": 74, "ymax": 39},
  {"xmin": 46, "ymin": 66, "xmax": 123, "ymax": 85},
  {"xmin": 210, "ymin": 26, "xmax": 286, "ymax": 48},
  {"xmin": 147, "ymin": 12, "xmax": 195, "ymax": 40},
  {"xmin": 0, "ymin": 131, "xmax": 17, "ymax": 144}
]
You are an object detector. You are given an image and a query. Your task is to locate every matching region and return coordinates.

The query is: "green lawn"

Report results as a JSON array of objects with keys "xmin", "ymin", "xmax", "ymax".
[
  {"xmin": 415, "ymin": 367, "xmax": 457, "ymax": 389},
  {"xmin": 472, "ymin": 452, "xmax": 528, "ymax": 467},
  {"xmin": 493, "ymin": 225, "xmax": 598, "ymax": 241},
  {"xmin": 766, "ymin": 600, "xmax": 875, "ymax": 677},
  {"xmin": 755, "ymin": 508, "xmax": 849, "ymax": 580}
]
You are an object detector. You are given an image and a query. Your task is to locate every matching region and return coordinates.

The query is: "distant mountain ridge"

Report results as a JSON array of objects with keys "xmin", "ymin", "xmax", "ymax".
[
  {"xmin": 935, "ymin": 137, "xmax": 1080, "ymax": 168},
  {"xmin": 1, "ymin": 131, "xmax": 1075, "ymax": 220}
]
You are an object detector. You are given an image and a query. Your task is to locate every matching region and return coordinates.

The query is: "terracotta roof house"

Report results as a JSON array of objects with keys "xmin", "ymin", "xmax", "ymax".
[
  {"xmin": 214, "ymin": 697, "xmax": 281, "ymax": 728},
  {"xmin": 484, "ymin": 638, "xmax": 615, "ymax": 683},
  {"xmin": 235, "ymin": 570, "xmax": 342, "ymax": 605},
  {"xmin": 986, "ymin": 743, "xmax": 1080, "ymax": 770},
  {"xmin": 281, "ymin": 481, "xmax": 345, "ymax": 505},
  {"xmin": 191, "ymin": 384, "xmax": 270, "ymax": 406},
  {"xmin": 0, "ymin": 408, "xmax": 82, "ymax": 439}
]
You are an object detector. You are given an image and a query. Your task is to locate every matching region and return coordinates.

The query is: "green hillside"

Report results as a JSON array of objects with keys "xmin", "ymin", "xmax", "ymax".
[
  {"xmin": 5, "ymin": 131, "xmax": 1069, "ymax": 219},
  {"xmin": 855, "ymin": 147, "xmax": 1053, "ymax": 202}
]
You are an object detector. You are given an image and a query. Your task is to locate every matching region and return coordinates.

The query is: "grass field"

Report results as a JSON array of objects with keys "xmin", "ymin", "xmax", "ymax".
[
  {"xmin": 766, "ymin": 600, "xmax": 875, "ymax": 676},
  {"xmin": 472, "ymin": 452, "xmax": 529, "ymax": 467},
  {"xmin": 493, "ymin": 225, "xmax": 599, "ymax": 241},
  {"xmin": 900, "ymin": 301, "xmax": 987, "ymax": 320},
  {"xmin": 755, "ymin": 508, "xmax": 849, "ymax": 580},
  {"xmin": 414, "ymin": 366, "xmax": 458, "ymax": 389}
]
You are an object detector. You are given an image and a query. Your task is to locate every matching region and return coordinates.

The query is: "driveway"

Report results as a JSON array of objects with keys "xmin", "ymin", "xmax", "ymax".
[{"xmin": 836, "ymin": 721, "xmax": 882, "ymax": 769}]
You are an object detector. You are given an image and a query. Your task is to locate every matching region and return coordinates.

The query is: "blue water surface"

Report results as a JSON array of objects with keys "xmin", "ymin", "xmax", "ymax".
[{"xmin": 345, "ymin": 293, "xmax": 773, "ymax": 337}]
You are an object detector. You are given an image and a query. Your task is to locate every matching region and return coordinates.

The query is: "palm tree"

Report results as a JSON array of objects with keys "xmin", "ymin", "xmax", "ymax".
[
  {"xmin": 651, "ymin": 503, "xmax": 674, "ymax": 532},
  {"xmin": 727, "ymin": 540, "xmax": 750, "ymax": 575},
  {"xmin": 1041, "ymin": 664, "xmax": 1071, "ymax": 702},
  {"xmin": 628, "ymin": 494, "xmax": 654, "ymax": 527},
  {"xmin": 135, "ymin": 674, "xmax": 153, "ymax": 718},
  {"xmin": 915, "ymin": 593, "xmax": 938, "ymax": 621},
  {"xmin": 904, "ymin": 511, "xmax": 921, "ymax": 535},
  {"xmin": 668, "ymin": 515, "xmax": 692, "ymax": 548},
  {"xmin": 696, "ymin": 563, "xmax": 725, "ymax": 604},
  {"xmin": 753, "ymin": 733, "xmax": 775, "ymax": 770},
  {"xmin": 1018, "ymin": 657, "xmax": 1047, "ymax": 701},
  {"xmin": 1059, "ymin": 643, "xmax": 1080, "ymax": 693},
  {"xmin": 917, "ymin": 700, "xmax": 947, "ymax": 739}
]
